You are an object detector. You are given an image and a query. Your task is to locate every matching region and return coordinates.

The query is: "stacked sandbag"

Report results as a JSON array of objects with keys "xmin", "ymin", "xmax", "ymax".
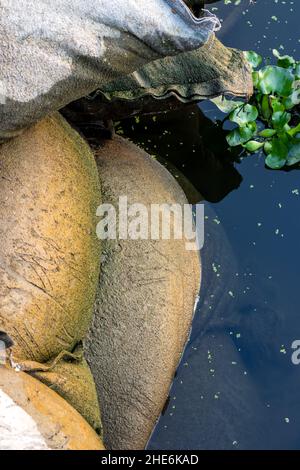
[
  {"xmin": 62, "ymin": 35, "xmax": 252, "ymax": 125},
  {"xmin": 23, "ymin": 344, "xmax": 102, "ymax": 435},
  {"xmin": 0, "ymin": 366, "xmax": 104, "ymax": 450},
  {"xmin": 98, "ymin": 35, "xmax": 252, "ymax": 104},
  {"xmin": 0, "ymin": 113, "xmax": 102, "ymax": 434},
  {"xmin": 85, "ymin": 135, "xmax": 201, "ymax": 449},
  {"xmin": 0, "ymin": 0, "xmax": 219, "ymax": 140}
]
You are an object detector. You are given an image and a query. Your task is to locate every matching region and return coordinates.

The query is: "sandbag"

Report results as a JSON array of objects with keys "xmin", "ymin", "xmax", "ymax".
[
  {"xmin": 85, "ymin": 135, "xmax": 201, "ymax": 449},
  {"xmin": 98, "ymin": 35, "xmax": 253, "ymax": 103},
  {"xmin": 0, "ymin": 112, "xmax": 101, "ymax": 364},
  {"xmin": 20, "ymin": 344, "xmax": 102, "ymax": 434},
  {"xmin": 0, "ymin": 112, "xmax": 102, "ymax": 429},
  {"xmin": 0, "ymin": 0, "xmax": 219, "ymax": 140},
  {"xmin": 0, "ymin": 366, "xmax": 104, "ymax": 450},
  {"xmin": 61, "ymin": 35, "xmax": 252, "ymax": 126}
]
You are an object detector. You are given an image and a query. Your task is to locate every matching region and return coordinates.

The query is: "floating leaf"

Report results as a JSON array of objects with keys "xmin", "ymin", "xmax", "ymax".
[
  {"xmin": 287, "ymin": 141, "xmax": 300, "ymax": 166},
  {"xmin": 226, "ymin": 126, "xmax": 254, "ymax": 147},
  {"xmin": 261, "ymin": 95, "xmax": 272, "ymax": 120},
  {"xmin": 288, "ymin": 123, "xmax": 300, "ymax": 137},
  {"xmin": 257, "ymin": 66, "xmax": 294, "ymax": 97},
  {"xmin": 243, "ymin": 140, "xmax": 264, "ymax": 152},
  {"xmin": 210, "ymin": 96, "xmax": 244, "ymax": 114},
  {"xmin": 244, "ymin": 51, "xmax": 263, "ymax": 69},
  {"xmin": 271, "ymin": 111, "xmax": 291, "ymax": 129},
  {"xmin": 273, "ymin": 49, "xmax": 295, "ymax": 68},
  {"xmin": 271, "ymin": 99, "xmax": 285, "ymax": 113},
  {"xmin": 283, "ymin": 87, "xmax": 300, "ymax": 109},
  {"xmin": 229, "ymin": 104, "xmax": 258, "ymax": 126},
  {"xmin": 265, "ymin": 138, "xmax": 288, "ymax": 169},
  {"xmin": 259, "ymin": 129, "xmax": 277, "ymax": 138},
  {"xmin": 264, "ymin": 141, "xmax": 273, "ymax": 154}
]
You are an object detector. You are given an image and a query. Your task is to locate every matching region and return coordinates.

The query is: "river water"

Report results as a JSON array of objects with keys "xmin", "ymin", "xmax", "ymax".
[{"xmin": 124, "ymin": 0, "xmax": 300, "ymax": 450}]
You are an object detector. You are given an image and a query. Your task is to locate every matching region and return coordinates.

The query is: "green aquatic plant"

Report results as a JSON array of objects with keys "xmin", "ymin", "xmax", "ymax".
[{"xmin": 211, "ymin": 50, "xmax": 300, "ymax": 169}]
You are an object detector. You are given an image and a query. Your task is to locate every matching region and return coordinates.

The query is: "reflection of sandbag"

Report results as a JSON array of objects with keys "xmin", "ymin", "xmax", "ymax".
[
  {"xmin": 0, "ymin": 366, "xmax": 104, "ymax": 450},
  {"xmin": 98, "ymin": 35, "xmax": 252, "ymax": 104},
  {"xmin": 20, "ymin": 344, "xmax": 102, "ymax": 434},
  {"xmin": 0, "ymin": 0, "xmax": 219, "ymax": 140},
  {"xmin": 85, "ymin": 135, "xmax": 201, "ymax": 450},
  {"xmin": 0, "ymin": 112, "xmax": 102, "ymax": 432},
  {"xmin": 0, "ymin": 112, "xmax": 101, "ymax": 364}
]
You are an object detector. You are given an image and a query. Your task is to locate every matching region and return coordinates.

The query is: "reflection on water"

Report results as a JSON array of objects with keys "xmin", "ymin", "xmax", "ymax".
[{"xmin": 120, "ymin": 0, "xmax": 300, "ymax": 449}]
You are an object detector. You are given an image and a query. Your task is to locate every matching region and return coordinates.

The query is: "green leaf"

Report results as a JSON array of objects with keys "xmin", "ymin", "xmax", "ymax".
[
  {"xmin": 264, "ymin": 141, "xmax": 273, "ymax": 154},
  {"xmin": 261, "ymin": 95, "xmax": 272, "ymax": 120},
  {"xmin": 243, "ymin": 140, "xmax": 264, "ymax": 152},
  {"xmin": 271, "ymin": 99, "xmax": 285, "ymax": 113},
  {"xmin": 257, "ymin": 66, "xmax": 294, "ymax": 97},
  {"xmin": 210, "ymin": 96, "xmax": 244, "ymax": 114},
  {"xmin": 287, "ymin": 141, "xmax": 300, "ymax": 166},
  {"xmin": 226, "ymin": 126, "xmax": 254, "ymax": 147},
  {"xmin": 229, "ymin": 104, "xmax": 258, "ymax": 126},
  {"xmin": 252, "ymin": 71, "xmax": 259, "ymax": 87},
  {"xmin": 282, "ymin": 87, "xmax": 300, "ymax": 109},
  {"xmin": 288, "ymin": 123, "xmax": 300, "ymax": 137},
  {"xmin": 271, "ymin": 111, "xmax": 291, "ymax": 129},
  {"xmin": 295, "ymin": 63, "xmax": 300, "ymax": 80},
  {"xmin": 265, "ymin": 138, "xmax": 288, "ymax": 169},
  {"xmin": 244, "ymin": 51, "xmax": 263, "ymax": 69},
  {"xmin": 259, "ymin": 129, "xmax": 277, "ymax": 138},
  {"xmin": 272, "ymin": 49, "xmax": 295, "ymax": 68}
]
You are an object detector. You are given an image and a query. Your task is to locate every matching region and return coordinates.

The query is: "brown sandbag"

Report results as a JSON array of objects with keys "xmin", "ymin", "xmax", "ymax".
[
  {"xmin": 0, "ymin": 366, "xmax": 105, "ymax": 450},
  {"xmin": 0, "ymin": 112, "xmax": 102, "ymax": 429},
  {"xmin": 20, "ymin": 344, "xmax": 102, "ymax": 434},
  {"xmin": 85, "ymin": 135, "xmax": 201, "ymax": 449}
]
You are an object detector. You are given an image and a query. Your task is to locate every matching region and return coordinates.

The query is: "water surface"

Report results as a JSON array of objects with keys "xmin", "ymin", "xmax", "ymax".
[{"xmin": 123, "ymin": 0, "xmax": 300, "ymax": 450}]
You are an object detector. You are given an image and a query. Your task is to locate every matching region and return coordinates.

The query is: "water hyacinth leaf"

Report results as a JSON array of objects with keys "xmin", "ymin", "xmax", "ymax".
[
  {"xmin": 243, "ymin": 140, "xmax": 264, "ymax": 152},
  {"xmin": 245, "ymin": 50, "xmax": 262, "ymax": 69},
  {"xmin": 247, "ymin": 121, "xmax": 257, "ymax": 133},
  {"xmin": 210, "ymin": 96, "xmax": 244, "ymax": 114},
  {"xmin": 287, "ymin": 142, "xmax": 300, "ymax": 166},
  {"xmin": 271, "ymin": 99, "xmax": 285, "ymax": 113},
  {"xmin": 265, "ymin": 138, "xmax": 288, "ymax": 169},
  {"xmin": 259, "ymin": 128, "xmax": 277, "ymax": 138},
  {"xmin": 229, "ymin": 104, "xmax": 258, "ymax": 126},
  {"xmin": 252, "ymin": 71, "xmax": 259, "ymax": 87},
  {"xmin": 226, "ymin": 125, "xmax": 254, "ymax": 147},
  {"xmin": 261, "ymin": 94, "xmax": 271, "ymax": 120},
  {"xmin": 257, "ymin": 66, "xmax": 294, "ymax": 97},
  {"xmin": 283, "ymin": 87, "xmax": 300, "ymax": 109},
  {"xmin": 272, "ymin": 49, "xmax": 295, "ymax": 68},
  {"xmin": 271, "ymin": 111, "xmax": 291, "ymax": 129},
  {"xmin": 264, "ymin": 141, "xmax": 273, "ymax": 155},
  {"xmin": 295, "ymin": 63, "xmax": 300, "ymax": 80},
  {"xmin": 288, "ymin": 123, "xmax": 300, "ymax": 137}
]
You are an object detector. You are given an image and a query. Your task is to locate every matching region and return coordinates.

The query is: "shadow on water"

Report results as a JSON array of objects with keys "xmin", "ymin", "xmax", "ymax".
[{"xmin": 117, "ymin": 0, "xmax": 300, "ymax": 450}]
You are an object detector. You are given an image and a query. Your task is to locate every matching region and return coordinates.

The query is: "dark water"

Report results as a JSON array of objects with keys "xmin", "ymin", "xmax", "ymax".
[{"xmin": 124, "ymin": 0, "xmax": 300, "ymax": 449}]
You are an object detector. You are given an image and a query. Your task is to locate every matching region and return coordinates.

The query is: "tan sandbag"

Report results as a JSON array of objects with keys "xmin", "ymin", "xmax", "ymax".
[
  {"xmin": 20, "ymin": 344, "xmax": 102, "ymax": 434},
  {"xmin": 0, "ymin": 366, "xmax": 104, "ymax": 450},
  {"xmin": 0, "ymin": 112, "xmax": 102, "ymax": 430},
  {"xmin": 0, "ymin": 112, "xmax": 101, "ymax": 364},
  {"xmin": 85, "ymin": 135, "xmax": 201, "ymax": 449}
]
